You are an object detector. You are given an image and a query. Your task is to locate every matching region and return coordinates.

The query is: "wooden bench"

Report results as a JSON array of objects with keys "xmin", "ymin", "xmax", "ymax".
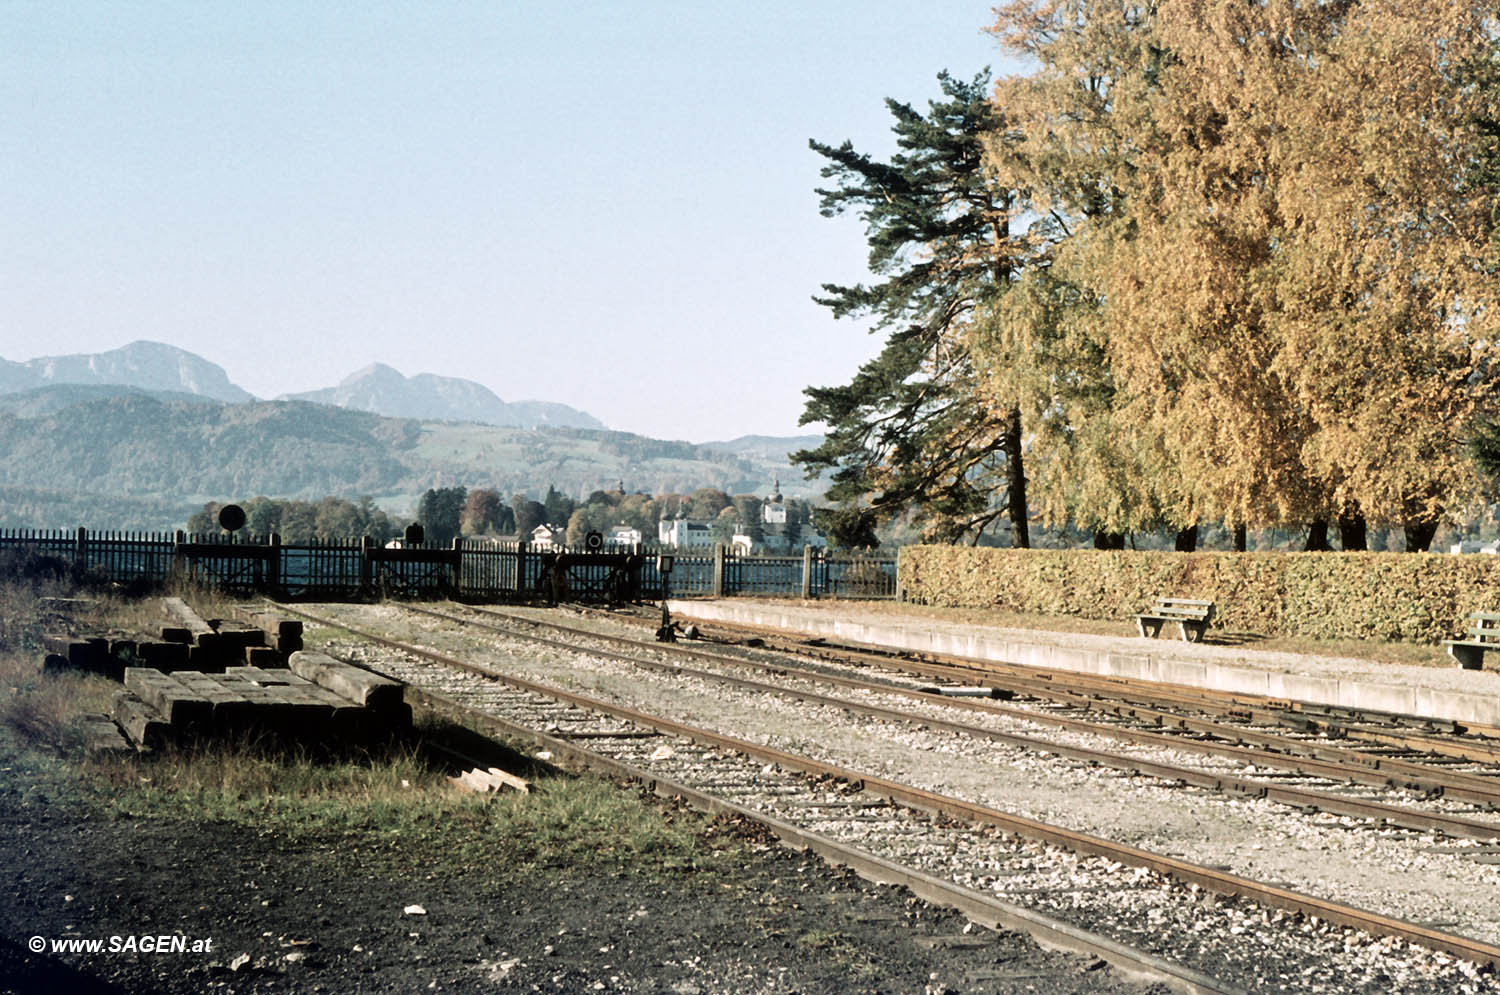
[
  {"xmin": 1134, "ymin": 597, "xmax": 1215, "ymax": 643},
  {"xmin": 1443, "ymin": 613, "xmax": 1500, "ymax": 670}
]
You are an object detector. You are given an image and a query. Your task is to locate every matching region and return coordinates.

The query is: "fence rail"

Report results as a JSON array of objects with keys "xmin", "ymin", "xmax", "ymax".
[{"xmin": 0, "ymin": 528, "xmax": 899, "ymax": 603}]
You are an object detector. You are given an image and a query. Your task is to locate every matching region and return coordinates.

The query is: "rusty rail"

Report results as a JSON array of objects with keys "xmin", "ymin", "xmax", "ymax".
[{"xmin": 279, "ymin": 602, "xmax": 1500, "ymax": 970}]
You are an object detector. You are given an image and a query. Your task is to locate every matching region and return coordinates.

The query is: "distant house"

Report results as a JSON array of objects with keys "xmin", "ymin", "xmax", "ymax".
[
  {"xmin": 732, "ymin": 479, "xmax": 826, "ymax": 554},
  {"xmin": 530, "ymin": 523, "xmax": 567, "ymax": 550},
  {"xmin": 1449, "ymin": 539, "xmax": 1500, "ymax": 555},
  {"xmin": 657, "ymin": 512, "xmax": 715, "ymax": 549},
  {"xmin": 607, "ymin": 524, "xmax": 643, "ymax": 547}
]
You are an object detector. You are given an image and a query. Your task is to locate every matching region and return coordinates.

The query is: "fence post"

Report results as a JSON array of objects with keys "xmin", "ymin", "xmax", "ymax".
[
  {"xmin": 266, "ymin": 532, "xmax": 281, "ymax": 596},
  {"xmin": 172, "ymin": 529, "xmax": 187, "ymax": 583},
  {"xmin": 517, "ymin": 541, "xmax": 530, "ymax": 600},
  {"xmin": 801, "ymin": 545, "xmax": 813, "ymax": 600},
  {"xmin": 895, "ymin": 545, "xmax": 905, "ymax": 601},
  {"xmin": 360, "ymin": 536, "xmax": 374, "ymax": 595},
  {"xmin": 711, "ymin": 543, "xmax": 724, "ymax": 598},
  {"xmin": 450, "ymin": 536, "xmax": 463, "ymax": 599},
  {"xmin": 74, "ymin": 526, "xmax": 87, "ymax": 573},
  {"xmin": 630, "ymin": 542, "xmax": 643, "ymax": 603}
]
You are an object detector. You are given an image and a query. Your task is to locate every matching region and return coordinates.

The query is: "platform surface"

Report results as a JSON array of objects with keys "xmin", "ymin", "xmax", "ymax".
[{"xmin": 669, "ymin": 598, "xmax": 1500, "ymax": 727}]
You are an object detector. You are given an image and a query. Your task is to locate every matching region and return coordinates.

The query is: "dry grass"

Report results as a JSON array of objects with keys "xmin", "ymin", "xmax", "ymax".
[{"xmin": 0, "ymin": 581, "xmax": 737, "ymax": 879}]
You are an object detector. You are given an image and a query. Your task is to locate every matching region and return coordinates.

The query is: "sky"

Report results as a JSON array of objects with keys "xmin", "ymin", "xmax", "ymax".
[{"xmin": 1, "ymin": 2, "xmax": 1020, "ymax": 443}]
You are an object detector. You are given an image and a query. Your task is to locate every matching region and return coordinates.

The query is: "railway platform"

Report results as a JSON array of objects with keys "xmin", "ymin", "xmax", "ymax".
[{"xmin": 669, "ymin": 598, "xmax": 1500, "ymax": 727}]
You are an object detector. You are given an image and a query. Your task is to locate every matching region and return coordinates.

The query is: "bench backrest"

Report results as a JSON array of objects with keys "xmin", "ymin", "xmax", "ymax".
[
  {"xmin": 1466, "ymin": 612, "xmax": 1500, "ymax": 644},
  {"xmin": 1148, "ymin": 597, "xmax": 1214, "ymax": 621}
]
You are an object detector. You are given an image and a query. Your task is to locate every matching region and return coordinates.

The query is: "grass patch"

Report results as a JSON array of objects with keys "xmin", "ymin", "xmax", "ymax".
[
  {"xmin": 0, "ymin": 581, "xmax": 744, "ymax": 886},
  {"xmin": 80, "ymin": 726, "xmax": 725, "ymax": 878},
  {"xmin": 794, "ymin": 929, "xmax": 881, "ymax": 980}
]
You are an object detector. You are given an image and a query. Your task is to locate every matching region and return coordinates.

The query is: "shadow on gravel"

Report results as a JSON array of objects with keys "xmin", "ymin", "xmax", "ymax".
[
  {"xmin": 0, "ymin": 935, "xmax": 126, "ymax": 995},
  {"xmin": 420, "ymin": 718, "xmax": 565, "ymax": 781}
]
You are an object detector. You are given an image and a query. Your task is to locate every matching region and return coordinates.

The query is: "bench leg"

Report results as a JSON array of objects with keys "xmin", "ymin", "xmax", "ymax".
[
  {"xmin": 1179, "ymin": 622, "xmax": 1205, "ymax": 643},
  {"xmin": 1136, "ymin": 618, "xmax": 1163, "ymax": 639},
  {"xmin": 1449, "ymin": 645, "xmax": 1485, "ymax": 671}
]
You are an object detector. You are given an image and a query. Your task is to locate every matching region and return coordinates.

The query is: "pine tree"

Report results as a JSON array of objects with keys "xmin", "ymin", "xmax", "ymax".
[{"xmin": 795, "ymin": 71, "xmax": 1032, "ymax": 546}]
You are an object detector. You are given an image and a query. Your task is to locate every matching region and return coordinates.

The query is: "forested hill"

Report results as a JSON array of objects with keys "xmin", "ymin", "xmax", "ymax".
[{"xmin": 0, "ymin": 390, "xmax": 820, "ymax": 529}]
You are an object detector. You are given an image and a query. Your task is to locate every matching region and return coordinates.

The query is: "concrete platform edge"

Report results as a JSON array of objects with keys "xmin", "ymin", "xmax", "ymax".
[{"xmin": 670, "ymin": 600, "xmax": 1500, "ymax": 727}]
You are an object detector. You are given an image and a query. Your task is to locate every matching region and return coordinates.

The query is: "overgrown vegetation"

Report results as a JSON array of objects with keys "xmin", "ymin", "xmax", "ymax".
[{"xmin": 0, "ymin": 582, "xmax": 742, "ymax": 881}]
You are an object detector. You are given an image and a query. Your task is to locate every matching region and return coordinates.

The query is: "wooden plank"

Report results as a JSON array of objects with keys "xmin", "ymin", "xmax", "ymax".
[
  {"xmin": 122, "ymin": 668, "xmax": 212, "ymax": 727},
  {"xmin": 450, "ymin": 767, "xmax": 530, "ymax": 794},
  {"xmin": 78, "ymin": 713, "xmax": 132, "ymax": 756},
  {"xmin": 209, "ymin": 621, "xmax": 265, "ymax": 651},
  {"xmin": 225, "ymin": 664, "xmax": 313, "ymax": 686},
  {"xmin": 244, "ymin": 646, "xmax": 284, "ymax": 667},
  {"xmin": 162, "ymin": 597, "xmax": 224, "ymax": 659},
  {"xmin": 486, "ymin": 766, "xmax": 531, "ymax": 794},
  {"xmin": 209, "ymin": 672, "xmax": 305, "ymax": 730},
  {"xmin": 288, "ymin": 650, "xmax": 404, "ymax": 711},
  {"xmin": 169, "ymin": 671, "xmax": 256, "ymax": 727},
  {"xmin": 161, "ymin": 597, "xmax": 215, "ymax": 639},
  {"xmin": 112, "ymin": 690, "xmax": 171, "ymax": 750},
  {"xmin": 231, "ymin": 607, "xmax": 304, "ymax": 653},
  {"xmin": 159, "ymin": 625, "xmax": 194, "ymax": 644}
]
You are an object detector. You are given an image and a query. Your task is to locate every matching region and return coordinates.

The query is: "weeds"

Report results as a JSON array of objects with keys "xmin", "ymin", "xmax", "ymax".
[
  {"xmin": 79, "ymin": 732, "xmax": 725, "ymax": 877},
  {"xmin": 0, "ymin": 581, "xmax": 743, "ymax": 884}
]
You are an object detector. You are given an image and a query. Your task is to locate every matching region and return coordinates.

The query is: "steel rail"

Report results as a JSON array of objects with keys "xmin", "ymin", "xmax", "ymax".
[
  {"xmin": 418, "ymin": 602, "xmax": 1500, "ymax": 838},
  {"xmin": 664, "ymin": 609, "xmax": 1500, "ymax": 755},
  {"xmin": 654, "ymin": 608, "xmax": 1500, "ymax": 793},
  {"xmin": 403, "ymin": 683, "xmax": 1246, "ymax": 995},
  {"xmin": 483, "ymin": 603, "xmax": 1500, "ymax": 806},
  {"xmin": 280, "ymin": 602, "xmax": 1500, "ymax": 970}
]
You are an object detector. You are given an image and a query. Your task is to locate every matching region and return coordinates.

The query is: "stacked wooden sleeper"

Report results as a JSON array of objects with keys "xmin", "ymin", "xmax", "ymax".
[{"xmin": 109, "ymin": 652, "xmax": 409, "ymax": 751}]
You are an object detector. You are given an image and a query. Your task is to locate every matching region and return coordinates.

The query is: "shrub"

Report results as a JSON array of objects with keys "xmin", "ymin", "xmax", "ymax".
[{"xmin": 898, "ymin": 546, "xmax": 1500, "ymax": 645}]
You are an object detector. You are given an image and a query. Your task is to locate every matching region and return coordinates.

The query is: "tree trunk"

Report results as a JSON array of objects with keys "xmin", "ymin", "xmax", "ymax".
[
  {"xmin": 1304, "ymin": 520, "xmax": 1331, "ymax": 552},
  {"xmin": 1338, "ymin": 511, "xmax": 1367, "ymax": 551},
  {"xmin": 1002, "ymin": 405, "xmax": 1030, "ymax": 549},
  {"xmin": 1403, "ymin": 519, "xmax": 1438, "ymax": 553},
  {"xmin": 1093, "ymin": 530, "xmax": 1125, "ymax": 550},
  {"xmin": 1174, "ymin": 525, "xmax": 1198, "ymax": 552},
  {"xmin": 1232, "ymin": 523, "xmax": 1247, "ymax": 552}
]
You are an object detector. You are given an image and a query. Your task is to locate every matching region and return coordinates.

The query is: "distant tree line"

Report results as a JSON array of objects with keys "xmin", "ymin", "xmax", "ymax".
[
  {"xmin": 417, "ymin": 484, "xmax": 816, "ymax": 549},
  {"xmin": 187, "ymin": 496, "xmax": 399, "ymax": 544},
  {"xmin": 186, "ymin": 483, "xmax": 823, "ymax": 551}
]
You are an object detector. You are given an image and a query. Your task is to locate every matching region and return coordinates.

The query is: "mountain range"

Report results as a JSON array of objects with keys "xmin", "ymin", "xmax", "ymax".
[
  {"xmin": 0, "ymin": 342, "xmax": 823, "ymax": 529},
  {"xmin": 0, "ymin": 341, "xmax": 603, "ymax": 430},
  {"xmin": 276, "ymin": 362, "xmax": 604, "ymax": 430},
  {"xmin": 0, "ymin": 341, "xmax": 254, "ymax": 403}
]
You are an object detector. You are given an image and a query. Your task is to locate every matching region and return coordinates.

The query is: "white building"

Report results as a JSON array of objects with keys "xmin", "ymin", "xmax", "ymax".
[
  {"xmin": 658, "ymin": 512, "xmax": 715, "ymax": 549},
  {"xmin": 732, "ymin": 479, "xmax": 826, "ymax": 553},
  {"xmin": 606, "ymin": 524, "xmax": 643, "ymax": 546},
  {"xmin": 530, "ymin": 523, "xmax": 567, "ymax": 550}
]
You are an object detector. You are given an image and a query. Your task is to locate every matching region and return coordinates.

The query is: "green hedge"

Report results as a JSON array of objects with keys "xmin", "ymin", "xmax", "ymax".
[{"xmin": 898, "ymin": 546, "xmax": 1500, "ymax": 645}]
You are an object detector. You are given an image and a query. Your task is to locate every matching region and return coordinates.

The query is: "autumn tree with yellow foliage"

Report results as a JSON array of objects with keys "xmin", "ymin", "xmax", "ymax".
[{"xmin": 975, "ymin": 0, "xmax": 1500, "ymax": 549}]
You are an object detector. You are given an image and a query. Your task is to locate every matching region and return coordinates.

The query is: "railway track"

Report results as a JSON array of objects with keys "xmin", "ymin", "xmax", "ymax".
[
  {"xmin": 277, "ymin": 600, "xmax": 1500, "ymax": 994},
  {"xmin": 651, "ymin": 606, "xmax": 1500, "ymax": 759},
  {"xmin": 577, "ymin": 603, "xmax": 1500, "ymax": 791},
  {"xmin": 411, "ymin": 602, "xmax": 1500, "ymax": 841}
]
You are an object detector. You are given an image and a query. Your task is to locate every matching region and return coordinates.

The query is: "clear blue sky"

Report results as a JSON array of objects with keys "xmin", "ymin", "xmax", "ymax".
[{"xmin": 1, "ymin": 2, "xmax": 1018, "ymax": 442}]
